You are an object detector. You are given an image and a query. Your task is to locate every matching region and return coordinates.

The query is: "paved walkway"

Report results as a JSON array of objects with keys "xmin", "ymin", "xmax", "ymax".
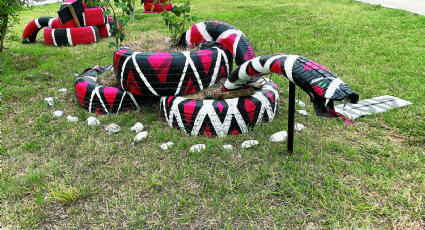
[
  {"xmin": 355, "ymin": 0, "xmax": 425, "ymax": 16},
  {"xmin": 24, "ymin": 0, "xmax": 60, "ymax": 7}
]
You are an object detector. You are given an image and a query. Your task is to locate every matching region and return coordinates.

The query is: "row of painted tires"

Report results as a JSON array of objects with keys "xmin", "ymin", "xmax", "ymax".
[{"xmin": 22, "ymin": 0, "xmax": 121, "ymax": 46}]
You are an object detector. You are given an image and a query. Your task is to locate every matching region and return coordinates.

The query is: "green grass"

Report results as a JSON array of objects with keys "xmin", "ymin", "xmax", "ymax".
[{"xmin": 2, "ymin": 0, "xmax": 425, "ymax": 229}]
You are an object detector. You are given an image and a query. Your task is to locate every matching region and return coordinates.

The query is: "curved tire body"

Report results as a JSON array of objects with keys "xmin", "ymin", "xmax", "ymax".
[
  {"xmin": 44, "ymin": 26, "xmax": 99, "ymax": 46},
  {"xmin": 114, "ymin": 44, "xmax": 233, "ymax": 96},
  {"xmin": 223, "ymin": 54, "xmax": 359, "ymax": 117},
  {"xmin": 22, "ymin": 17, "xmax": 60, "ymax": 43},
  {"xmin": 160, "ymin": 78, "xmax": 279, "ymax": 137},
  {"xmin": 180, "ymin": 21, "xmax": 256, "ymax": 66},
  {"xmin": 74, "ymin": 66, "xmax": 158, "ymax": 114}
]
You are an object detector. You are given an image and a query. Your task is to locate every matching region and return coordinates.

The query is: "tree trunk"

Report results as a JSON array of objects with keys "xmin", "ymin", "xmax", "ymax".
[
  {"xmin": 130, "ymin": 1, "xmax": 135, "ymax": 21},
  {"xmin": 0, "ymin": 14, "xmax": 9, "ymax": 73}
]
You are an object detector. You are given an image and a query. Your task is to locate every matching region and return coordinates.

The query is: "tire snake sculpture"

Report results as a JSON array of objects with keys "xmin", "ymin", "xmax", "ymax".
[
  {"xmin": 71, "ymin": 20, "xmax": 359, "ymax": 136},
  {"xmin": 22, "ymin": 0, "xmax": 120, "ymax": 46}
]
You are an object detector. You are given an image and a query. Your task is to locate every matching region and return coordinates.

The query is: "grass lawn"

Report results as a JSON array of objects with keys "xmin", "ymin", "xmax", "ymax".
[{"xmin": 1, "ymin": 0, "xmax": 424, "ymax": 228}]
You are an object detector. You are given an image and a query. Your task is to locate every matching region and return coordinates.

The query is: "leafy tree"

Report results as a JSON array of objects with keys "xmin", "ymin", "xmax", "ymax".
[
  {"xmin": 103, "ymin": 0, "xmax": 134, "ymax": 49},
  {"xmin": 157, "ymin": 0, "xmax": 198, "ymax": 44},
  {"xmin": 0, "ymin": 0, "xmax": 25, "ymax": 73}
]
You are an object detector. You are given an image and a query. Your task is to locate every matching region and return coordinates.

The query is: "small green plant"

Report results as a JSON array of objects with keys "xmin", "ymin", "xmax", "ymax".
[
  {"xmin": 103, "ymin": 0, "xmax": 134, "ymax": 49},
  {"xmin": 155, "ymin": 0, "xmax": 199, "ymax": 44}
]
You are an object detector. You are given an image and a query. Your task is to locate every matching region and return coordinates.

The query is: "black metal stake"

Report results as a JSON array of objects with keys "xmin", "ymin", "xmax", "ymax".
[{"xmin": 287, "ymin": 81, "xmax": 296, "ymax": 155}]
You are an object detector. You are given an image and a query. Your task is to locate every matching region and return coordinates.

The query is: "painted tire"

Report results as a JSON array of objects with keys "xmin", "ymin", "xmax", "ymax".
[
  {"xmin": 160, "ymin": 78, "xmax": 279, "ymax": 137},
  {"xmin": 44, "ymin": 26, "xmax": 99, "ymax": 47},
  {"xmin": 97, "ymin": 19, "xmax": 121, "ymax": 37},
  {"xmin": 74, "ymin": 65, "xmax": 159, "ymax": 114},
  {"xmin": 143, "ymin": 0, "xmax": 168, "ymax": 3},
  {"xmin": 178, "ymin": 21, "xmax": 256, "ymax": 66},
  {"xmin": 58, "ymin": 7, "xmax": 108, "ymax": 28},
  {"xmin": 223, "ymin": 54, "xmax": 359, "ymax": 117},
  {"xmin": 22, "ymin": 17, "xmax": 60, "ymax": 43},
  {"xmin": 113, "ymin": 43, "xmax": 233, "ymax": 96},
  {"xmin": 144, "ymin": 2, "xmax": 172, "ymax": 12}
]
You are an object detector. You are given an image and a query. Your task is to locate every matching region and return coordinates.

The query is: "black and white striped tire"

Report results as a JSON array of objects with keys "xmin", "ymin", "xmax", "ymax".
[
  {"xmin": 97, "ymin": 19, "xmax": 121, "ymax": 37},
  {"xmin": 22, "ymin": 17, "xmax": 60, "ymax": 43},
  {"xmin": 113, "ymin": 43, "xmax": 233, "ymax": 96},
  {"xmin": 44, "ymin": 26, "xmax": 99, "ymax": 47},
  {"xmin": 178, "ymin": 21, "xmax": 256, "ymax": 66},
  {"xmin": 160, "ymin": 78, "xmax": 279, "ymax": 137},
  {"xmin": 74, "ymin": 65, "xmax": 159, "ymax": 114},
  {"xmin": 223, "ymin": 54, "xmax": 360, "ymax": 118}
]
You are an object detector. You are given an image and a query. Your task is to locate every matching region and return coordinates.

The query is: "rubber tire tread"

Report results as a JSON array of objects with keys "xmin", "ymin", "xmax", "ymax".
[
  {"xmin": 22, "ymin": 17, "xmax": 60, "ymax": 43},
  {"xmin": 74, "ymin": 66, "xmax": 159, "ymax": 114},
  {"xmin": 113, "ymin": 44, "xmax": 233, "ymax": 96},
  {"xmin": 44, "ymin": 26, "xmax": 99, "ymax": 47},
  {"xmin": 160, "ymin": 78, "xmax": 280, "ymax": 137},
  {"xmin": 97, "ymin": 20, "xmax": 121, "ymax": 37},
  {"xmin": 180, "ymin": 21, "xmax": 256, "ymax": 66}
]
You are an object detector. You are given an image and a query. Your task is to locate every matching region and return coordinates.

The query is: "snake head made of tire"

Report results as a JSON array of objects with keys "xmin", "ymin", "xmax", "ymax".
[{"xmin": 222, "ymin": 54, "xmax": 360, "ymax": 122}]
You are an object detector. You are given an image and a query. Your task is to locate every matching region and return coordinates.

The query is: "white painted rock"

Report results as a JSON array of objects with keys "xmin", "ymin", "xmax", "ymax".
[
  {"xmin": 52, "ymin": 111, "xmax": 63, "ymax": 117},
  {"xmin": 58, "ymin": 88, "xmax": 67, "ymax": 93},
  {"xmin": 190, "ymin": 144, "xmax": 206, "ymax": 153},
  {"xmin": 134, "ymin": 131, "xmax": 148, "ymax": 142},
  {"xmin": 87, "ymin": 117, "xmax": 100, "ymax": 126},
  {"xmin": 131, "ymin": 122, "xmax": 144, "ymax": 132},
  {"xmin": 44, "ymin": 97, "xmax": 55, "ymax": 107},
  {"xmin": 297, "ymin": 110, "xmax": 308, "ymax": 116},
  {"xmin": 241, "ymin": 140, "xmax": 259, "ymax": 148},
  {"xmin": 269, "ymin": 131, "xmax": 288, "ymax": 142},
  {"xmin": 296, "ymin": 100, "xmax": 306, "ymax": 107},
  {"xmin": 67, "ymin": 116, "xmax": 78, "ymax": 122},
  {"xmin": 222, "ymin": 145, "xmax": 233, "ymax": 151},
  {"xmin": 295, "ymin": 123, "xmax": 305, "ymax": 131},
  {"xmin": 105, "ymin": 123, "xmax": 121, "ymax": 133},
  {"xmin": 160, "ymin": 142, "xmax": 174, "ymax": 150}
]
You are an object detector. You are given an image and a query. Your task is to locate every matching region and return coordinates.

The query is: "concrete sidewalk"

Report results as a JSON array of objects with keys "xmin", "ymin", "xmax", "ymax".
[
  {"xmin": 24, "ymin": 0, "xmax": 60, "ymax": 7},
  {"xmin": 355, "ymin": 0, "xmax": 425, "ymax": 16}
]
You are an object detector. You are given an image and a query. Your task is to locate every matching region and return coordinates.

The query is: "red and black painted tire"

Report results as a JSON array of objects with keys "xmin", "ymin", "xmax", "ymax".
[
  {"xmin": 113, "ymin": 43, "xmax": 233, "ymax": 96},
  {"xmin": 144, "ymin": 2, "xmax": 172, "ymax": 13},
  {"xmin": 160, "ymin": 78, "xmax": 280, "ymax": 137},
  {"xmin": 58, "ymin": 7, "xmax": 108, "ymax": 28},
  {"xmin": 143, "ymin": 0, "xmax": 168, "ymax": 3},
  {"xmin": 178, "ymin": 21, "xmax": 256, "ymax": 66},
  {"xmin": 74, "ymin": 65, "xmax": 159, "ymax": 114},
  {"xmin": 44, "ymin": 26, "xmax": 99, "ymax": 47},
  {"xmin": 22, "ymin": 17, "xmax": 60, "ymax": 44},
  {"xmin": 97, "ymin": 19, "xmax": 121, "ymax": 37}
]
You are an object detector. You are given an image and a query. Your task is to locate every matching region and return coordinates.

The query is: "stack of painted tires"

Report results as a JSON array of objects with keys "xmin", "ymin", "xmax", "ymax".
[
  {"xmin": 74, "ymin": 21, "xmax": 359, "ymax": 137},
  {"xmin": 22, "ymin": 0, "xmax": 121, "ymax": 46},
  {"xmin": 143, "ymin": 0, "xmax": 172, "ymax": 14},
  {"xmin": 74, "ymin": 21, "xmax": 282, "ymax": 137}
]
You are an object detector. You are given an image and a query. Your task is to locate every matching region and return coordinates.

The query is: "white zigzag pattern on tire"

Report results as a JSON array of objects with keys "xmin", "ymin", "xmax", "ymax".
[
  {"xmin": 161, "ymin": 81, "xmax": 279, "ymax": 137},
  {"xmin": 119, "ymin": 47, "xmax": 231, "ymax": 96},
  {"xmin": 86, "ymin": 83, "xmax": 141, "ymax": 114}
]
